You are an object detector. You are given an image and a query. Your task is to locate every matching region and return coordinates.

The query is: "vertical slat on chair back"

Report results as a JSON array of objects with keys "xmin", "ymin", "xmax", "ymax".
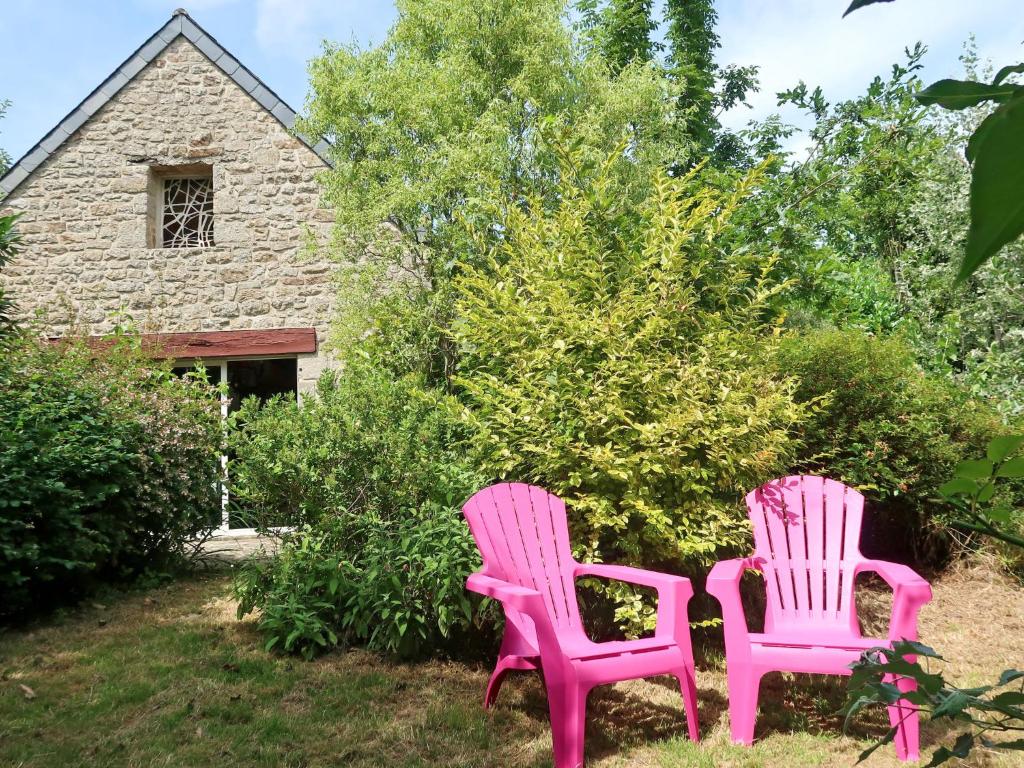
[
  {"xmin": 747, "ymin": 475, "xmax": 864, "ymax": 629},
  {"xmin": 462, "ymin": 483, "xmax": 581, "ymax": 631}
]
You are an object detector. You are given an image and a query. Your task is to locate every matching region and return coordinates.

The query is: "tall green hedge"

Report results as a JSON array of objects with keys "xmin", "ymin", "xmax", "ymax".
[
  {"xmin": 0, "ymin": 337, "xmax": 223, "ymax": 618},
  {"xmin": 776, "ymin": 329, "xmax": 1015, "ymax": 562}
]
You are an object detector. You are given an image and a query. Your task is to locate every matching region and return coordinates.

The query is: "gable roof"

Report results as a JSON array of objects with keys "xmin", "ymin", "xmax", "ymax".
[{"xmin": 0, "ymin": 8, "xmax": 332, "ymax": 197}]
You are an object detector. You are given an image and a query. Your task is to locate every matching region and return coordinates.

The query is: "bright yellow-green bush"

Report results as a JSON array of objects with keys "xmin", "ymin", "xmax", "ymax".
[{"xmin": 451, "ymin": 149, "xmax": 809, "ymax": 616}]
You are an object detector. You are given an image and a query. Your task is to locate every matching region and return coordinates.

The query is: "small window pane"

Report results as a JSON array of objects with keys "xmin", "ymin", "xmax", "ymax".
[
  {"xmin": 226, "ymin": 358, "xmax": 297, "ymax": 412},
  {"xmin": 163, "ymin": 177, "xmax": 214, "ymax": 248},
  {"xmin": 171, "ymin": 363, "xmax": 222, "ymax": 386}
]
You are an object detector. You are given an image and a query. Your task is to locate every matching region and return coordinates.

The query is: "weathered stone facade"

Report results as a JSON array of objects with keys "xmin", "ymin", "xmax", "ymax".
[{"xmin": 0, "ymin": 36, "xmax": 336, "ymax": 392}]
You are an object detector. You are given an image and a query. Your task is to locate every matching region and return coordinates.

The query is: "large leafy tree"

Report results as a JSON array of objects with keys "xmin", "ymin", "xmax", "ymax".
[
  {"xmin": 664, "ymin": 0, "xmax": 718, "ymax": 149},
  {"xmin": 845, "ymin": 0, "xmax": 1024, "ymax": 280},
  {"xmin": 578, "ymin": 0, "xmax": 759, "ymax": 160},
  {"xmin": 578, "ymin": 0, "xmax": 658, "ymax": 74},
  {"xmin": 299, "ymin": 0, "xmax": 689, "ymax": 384},
  {"xmin": 728, "ymin": 44, "xmax": 1024, "ymax": 414}
]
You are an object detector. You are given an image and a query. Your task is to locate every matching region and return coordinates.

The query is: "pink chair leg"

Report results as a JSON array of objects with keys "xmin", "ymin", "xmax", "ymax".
[
  {"xmin": 484, "ymin": 657, "xmax": 513, "ymax": 709},
  {"xmin": 884, "ymin": 674, "xmax": 920, "ymax": 762},
  {"xmin": 547, "ymin": 680, "xmax": 589, "ymax": 768},
  {"xmin": 727, "ymin": 665, "xmax": 762, "ymax": 745},
  {"xmin": 674, "ymin": 665, "xmax": 700, "ymax": 742}
]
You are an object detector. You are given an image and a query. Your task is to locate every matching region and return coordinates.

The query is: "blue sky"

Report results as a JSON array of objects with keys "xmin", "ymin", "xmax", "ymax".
[{"xmin": 1, "ymin": 0, "xmax": 1021, "ymax": 164}]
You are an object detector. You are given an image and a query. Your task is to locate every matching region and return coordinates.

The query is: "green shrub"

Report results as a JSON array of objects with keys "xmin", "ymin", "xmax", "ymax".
[
  {"xmin": 230, "ymin": 361, "xmax": 490, "ymax": 658},
  {"xmin": 234, "ymin": 502, "xmax": 484, "ymax": 659},
  {"xmin": 450, "ymin": 149, "xmax": 809, "ymax": 629},
  {"xmin": 227, "ymin": 361, "xmax": 482, "ymax": 530},
  {"xmin": 0, "ymin": 336, "xmax": 223, "ymax": 618},
  {"xmin": 775, "ymin": 329, "xmax": 1015, "ymax": 562}
]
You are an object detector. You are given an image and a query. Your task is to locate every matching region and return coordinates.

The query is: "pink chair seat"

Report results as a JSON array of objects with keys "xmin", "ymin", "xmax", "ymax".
[
  {"xmin": 462, "ymin": 483, "xmax": 700, "ymax": 768},
  {"xmin": 707, "ymin": 476, "xmax": 932, "ymax": 761}
]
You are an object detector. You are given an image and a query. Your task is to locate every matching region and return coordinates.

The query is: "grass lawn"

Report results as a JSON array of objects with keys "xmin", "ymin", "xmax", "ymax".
[{"xmin": 1, "ymin": 562, "xmax": 1022, "ymax": 768}]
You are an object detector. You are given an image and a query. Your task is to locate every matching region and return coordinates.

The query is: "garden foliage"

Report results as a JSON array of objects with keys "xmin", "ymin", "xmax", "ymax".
[
  {"xmin": 230, "ymin": 361, "xmax": 489, "ymax": 658},
  {"xmin": 451, "ymin": 146, "xmax": 808, "ymax": 627},
  {"xmin": 227, "ymin": 362, "xmax": 480, "ymax": 531},
  {"xmin": 234, "ymin": 2, "xmax": 1024, "ymax": 657},
  {"xmin": 301, "ymin": 0, "xmax": 689, "ymax": 384},
  {"xmin": 749, "ymin": 45, "xmax": 1024, "ymax": 415},
  {"xmin": 775, "ymin": 330, "xmax": 1014, "ymax": 561},
  {"xmin": 0, "ymin": 337, "xmax": 223, "ymax": 618}
]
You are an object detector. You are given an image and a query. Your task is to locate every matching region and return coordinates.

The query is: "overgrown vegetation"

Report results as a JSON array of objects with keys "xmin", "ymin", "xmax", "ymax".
[
  {"xmin": 229, "ymin": 362, "xmax": 488, "ymax": 658},
  {"xmin": 776, "ymin": 330, "xmax": 1015, "ymax": 562},
  {"xmin": 846, "ymin": 0, "xmax": 1024, "ymax": 281},
  {"xmin": 0, "ymin": 336, "xmax": 223, "ymax": 619},
  {"xmin": 450, "ymin": 144, "xmax": 807, "ymax": 629},
  {"xmin": 231, "ymin": 0, "xmax": 1022, "ymax": 658}
]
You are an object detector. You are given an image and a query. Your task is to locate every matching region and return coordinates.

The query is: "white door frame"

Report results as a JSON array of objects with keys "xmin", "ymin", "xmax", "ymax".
[{"xmin": 176, "ymin": 355, "xmax": 298, "ymax": 538}]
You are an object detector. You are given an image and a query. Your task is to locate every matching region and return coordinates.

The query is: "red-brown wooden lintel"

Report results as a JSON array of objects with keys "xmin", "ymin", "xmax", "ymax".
[{"xmin": 55, "ymin": 327, "xmax": 318, "ymax": 359}]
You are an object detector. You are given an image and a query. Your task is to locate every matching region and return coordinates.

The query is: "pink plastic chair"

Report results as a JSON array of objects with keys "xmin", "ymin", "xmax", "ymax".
[
  {"xmin": 707, "ymin": 475, "xmax": 933, "ymax": 761},
  {"xmin": 462, "ymin": 483, "xmax": 700, "ymax": 768}
]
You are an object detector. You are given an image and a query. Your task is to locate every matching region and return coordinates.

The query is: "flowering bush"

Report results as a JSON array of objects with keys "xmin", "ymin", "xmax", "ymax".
[{"xmin": 0, "ymin": 336, "xmax": 223, "ymax": 618}]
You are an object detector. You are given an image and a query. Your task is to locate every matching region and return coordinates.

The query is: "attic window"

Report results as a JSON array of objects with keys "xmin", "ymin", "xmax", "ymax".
[{"xmin": 149, "ymin": 165, "xmax": 214, "ymax": 248}]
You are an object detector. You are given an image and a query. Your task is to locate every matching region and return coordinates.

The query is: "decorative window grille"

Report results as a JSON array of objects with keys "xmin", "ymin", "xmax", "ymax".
[{"xmin": 162, "ymin": 176, "xmax": 214, "ymax": 247}]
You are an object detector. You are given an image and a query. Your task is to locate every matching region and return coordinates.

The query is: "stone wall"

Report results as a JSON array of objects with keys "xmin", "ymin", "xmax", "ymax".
[{"xmin": 0, "ymin": 37, "xmax": 336, "ymax": 392}]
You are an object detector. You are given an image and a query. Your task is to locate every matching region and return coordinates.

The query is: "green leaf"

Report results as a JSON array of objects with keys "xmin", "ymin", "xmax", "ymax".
[
  {"xmin": 990, "ymin": 690, "xmax": 1024, "ymax": 707},
  {"xmin": 955, "ymin": 459, "xmax": 994, "ymax": 480},
  {"xmin": 922, "ymin": 733, "xmax": 974, "ymax": 768},
  {"xmin": 938, "ymin": 477, "xmax": 977, "ymax": 497},
  {"xmin": 960, "ymin": 95, "xmax": 1024, "ymax": 282},
  {"xmin": 993, "ymin": 64, "xmax": 1024, "ymax": 86},
  {"xmin": 976, "ymin": 482, "xmax": 996, "ymax": 503},
  {"xmin": 997, "ymin": 457, "xmax": 1024, "ymax": 478},
  {"xmin": 984, "ymin": 504, "xmax": 1014, "ymax": 524},
  {"xmin": 987, "ymin": 435, "xmax": 1024, "ymax": 463},
  {"xmin": 981, "ymin": 737, "xmax": 1024, "ymax": 750},
  {"xmin": 966, "ymin": 107, "xmax": 999, "ymax": 163},
  {"xmin": 917, "ymin": 79, "xmax": 1023, "ymax": 109},
  {"xmin": 931, "ymin": 691, "xmax": 971, "ymax": 720},
  {"xmin": 843, "ymin": 0, "xmax": 895, "ymax": 17},
  {"xmin": 998, "ymin": 669, "xmax": 1024, "ymax": 686}
]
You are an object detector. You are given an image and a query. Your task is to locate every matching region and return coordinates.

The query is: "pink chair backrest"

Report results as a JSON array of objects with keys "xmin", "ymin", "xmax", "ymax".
[
  {"xmin": 462, "ymin": 483, "xmax": 582, "ymax": 632},
  {"xmin": 746, "ymin": 475, "xmax": 865, "ymax": 632}
]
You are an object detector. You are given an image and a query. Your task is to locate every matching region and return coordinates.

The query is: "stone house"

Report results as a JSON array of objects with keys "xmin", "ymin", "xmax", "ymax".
[{"xmin": 0, "ymin": 9, "xmax": 339, "ymax": 534}]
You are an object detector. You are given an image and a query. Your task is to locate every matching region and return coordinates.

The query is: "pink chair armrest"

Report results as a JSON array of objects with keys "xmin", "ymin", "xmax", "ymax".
[
  {"xmin": 856, "ymin": 560, "xmax": 932, "ymax": 642},
  {"xmin": 857, "ymin": 560, "xmax": 931, "ymax": 594},
  {"xmin": 466, "ymin": 572, "xmax": 565, "ymax": 662},
  {"xmin": 467, "ymin": 572, "xmax": 545, "ymax": 611},
  {"xmin": 574, "ymin": 563, "xmax": 694, "ymax": 642},
  {"xmin": 706, "ymin": 558, "xmax": 761, "ymax": 659}
]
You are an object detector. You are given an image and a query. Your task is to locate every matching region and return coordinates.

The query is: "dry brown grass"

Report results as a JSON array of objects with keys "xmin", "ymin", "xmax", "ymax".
[{"xmin": 1, "ymin": 561, "xmax": 1022, "ymax": 767}]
